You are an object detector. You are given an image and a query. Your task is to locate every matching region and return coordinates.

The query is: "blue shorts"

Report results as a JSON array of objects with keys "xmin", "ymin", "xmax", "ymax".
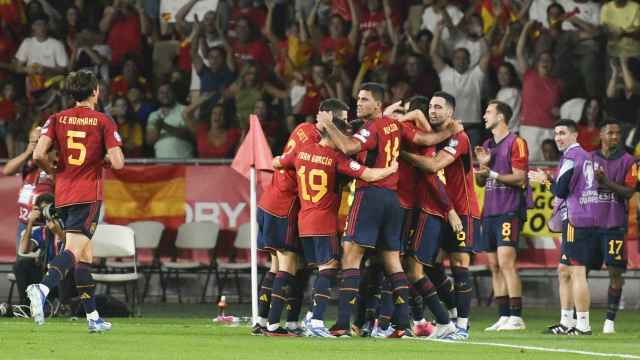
[
  {"xmin": 562, "ymin": 223, "xmax": 628, "ymax": 270},
  {"xmin": 477, "ymin": 213, "xmax": 521, "ymax": 252},
  {"xmin": 408, "ymin": 211, "xmax": 445, "ymax": 265},
  {"xmin": 343, "ymin": 187, "xmax": 403, "ymax": 251},
  {"xmin": 440, "ymin": 215, "xmax": 479, "ymax": 254},
  {"xmin": 257, "ymin": 207, "xmax": 299, "ymax": 253},
  {"xmin": 301, "ymin": 235, "xmax": 340, "ymax": 266},
  {"xmin": 59, "ymin": 202, "xmax": 101, "ymax": 238}
]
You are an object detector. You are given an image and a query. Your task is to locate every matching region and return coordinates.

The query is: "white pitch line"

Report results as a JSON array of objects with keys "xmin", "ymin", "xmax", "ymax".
[{"xmin": 408, "ymin": 337, "xmax": 640, "ymax": 359}]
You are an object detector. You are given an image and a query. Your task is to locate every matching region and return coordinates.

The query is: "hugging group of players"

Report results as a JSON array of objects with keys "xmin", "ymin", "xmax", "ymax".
[{"xmin": 252, "ymin": 82, "xmax": 531, "ymax": 340}]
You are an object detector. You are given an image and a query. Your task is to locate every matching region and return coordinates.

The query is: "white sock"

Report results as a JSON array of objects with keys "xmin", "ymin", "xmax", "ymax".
[
  {"xmin": 86, "ymin": 310, "xmax": 99, "ymax": 321},
  {"xmin": 416, "ymin": 318, "xmax": 427, "ymax": 325},
  {"xmin": 286, "ymin": 321, "xmax": 298, "ymax": 330},
  {"xmin": 310, "ymin": 319, "xmax": 324, "ymax": 328},
  {"xmin": 257, "ymin": 317, "xmax": 267, "ymax": 327},
  {"xmin": 560, "ymin": 309, "xmax": 573, "ymax": 327},
  {"xmin": 38, "ymin": 284, "xmax": 50, "ymax": 297},
  {"xmin": 449, "ymin": 308, "xmax": 458, "ymax": 319},
  {"xmin": 456, "ymin": 317, "xmax": 469, "ymax": 329},
  {"xmin": 267, "ymin": 323, "xmax": 279, "ymax": 331},
  {"xmin": 576, "ymin": 311, "xmax": 590, "ymax": 331}
]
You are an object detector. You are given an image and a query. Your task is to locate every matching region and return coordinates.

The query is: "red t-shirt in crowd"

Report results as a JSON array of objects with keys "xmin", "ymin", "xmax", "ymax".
[
  {"xmin": 232, "ymin": 39, "xmax": 274, "ymax": 68},
  {"xmin": 435, "ymin": 131, "xmax": 480, "ymax": 218},
  {"xmin": 0, "ymin": 98, "xmax": 17, "ymax": 123},
  {"xmin": 520, "ymin": 69, "xmax": 563, "ymax": 129},
  {"xmin": 279, "ymin": 142, "xmax": 365, "ymax": 236},
  {"xmin": 41, "ymin": 106, "xmax": 122, "ymax": 207},
  {"xmin": 106, "ymin": 13, "xmax": 142, "ymax": 66},
  {"xmin": 196, "ymin": 124, "xmax": 241, "ymax": 159},
  {"xmin": 577, "ymin": 125, "xmax": 600, "ymax": 152},
  {"xmin": 258, "ymin": 123, "xmax": 320, "ymax": 217},
  {"xmin": 352, "ymin": 116, "xmax": 400, "ymax": 191}
]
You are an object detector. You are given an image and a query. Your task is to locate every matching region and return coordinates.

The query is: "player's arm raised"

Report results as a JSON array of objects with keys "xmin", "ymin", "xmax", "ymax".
[{"xmin": 317, "ymin": 111, "xmax": 361, "ymax": 156}]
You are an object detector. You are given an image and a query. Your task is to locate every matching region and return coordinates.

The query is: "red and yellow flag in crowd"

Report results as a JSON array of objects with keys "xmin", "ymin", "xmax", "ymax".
[
  {"xmin": 104, "ymin": 165, "xmax": 186, "ymax": 230},
  {"xmin": 478, "ymin": 0, "xmax": 517, "ymax": 33}
]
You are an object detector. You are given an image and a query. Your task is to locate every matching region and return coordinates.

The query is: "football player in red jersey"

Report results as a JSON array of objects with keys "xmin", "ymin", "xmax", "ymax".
[
  {"xmin": 402, "ymin": 91, "xmax": 480, "ymax": 338},
  {"xmin": 27, "ymin": 70, "xmax": 125, "ymax": 332},
  {"xmin": 273, "ymin": 110, "xmax": 397, "ymax": 337}
]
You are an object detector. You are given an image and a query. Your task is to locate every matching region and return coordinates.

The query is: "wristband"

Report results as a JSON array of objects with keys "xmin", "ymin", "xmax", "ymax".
[{"xmin": 489, "ymin": 170, "xmax": 499, "ymax": 179}]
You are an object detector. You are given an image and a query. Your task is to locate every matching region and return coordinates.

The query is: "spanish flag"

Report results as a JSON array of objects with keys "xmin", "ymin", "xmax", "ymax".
[
  {"xmin": 478, "ymin": 0, "xmax": 516, "ymax": 33},
  {"xmin": 104, "ymin": 165, "xmax": 186, "ymax": 229}
]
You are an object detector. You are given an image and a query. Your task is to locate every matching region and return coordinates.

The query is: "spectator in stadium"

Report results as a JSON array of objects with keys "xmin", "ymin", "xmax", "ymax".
[
  {"xmin": 146, "ymin": 83, "xmax": 194, "ymax": 158},
  {"xmin": 253, "ymin": 98, "xmax": 283, "ymax": 150},
  {"xmin": 448, "ymin": 13, "xmax": 489, "ymax": 69},
  {"xmin": 190, "ymin": 15, "xmax": 235, "ymax": 106},
  {"xmin": 110, "ymin": 95, "xmax": 143, "ymax": 157},
  {"xmin": 534, "ymin": 3, "xmax": 599, "ymax": 99},
  {"xmin": 67, "ymin": 29, "xmax": 111, "ymax": 83},
  {"xmin": 110, "ymin": 55, "xmax": 151, "ymax": 99},
  {"xmin": 420, "ymin": 0, "xmax": 464, "ymax": 45},
  {"xmin": 13, "ymin": 14, "xmax": 69, "ymax": 96},
  {"xmin": 190, "ymin": 100, "xmax": 241, "ymax": 159},
  {"xmin": 576, "ymin": 97, "xmax": 604, "ymax": 152},
  {"xmin": 127, "ymin": 85, "xmax": 155, "ymax": 129},
  {"xmin": 100, "ymin": 0, "xmax": 149, "ymax": 68},
  {"xmin": 60, "ymin": 6, "xmax": 86, "ymax": 54},
  {"xmin": 293, "ymin": 62, "xmax": 337, "ymax": 117},
  {"xmin": 224, "ymin": 62, "xmax": 286, "ymax": 130},
  {"xmin": 541, "ymin": 138, "xmax": 561, "ymax": 162},
  {"xmin": 397, "ymin": 52, "xmax": 440, "ymax": 99},
  {"xmin": 14, "ymin": 193, "xmax": 65, "ymax": 306},
  {"xmin": 230, "ymin": 16, "xmax": 274, "ymax": 71},
  {"xmin": 606, "ymin": 57, "xmax": 639, "ymax": 125},
  {"xmin": 495, "ymin": 62, "xmax": 522, "ymax": 132},
  {"xmin": 600, "ymin": 0, "xmax": 640, "ymax": 59},
  {"xmin": 431, "ymin": 19, "xmax": 490, "ymax": 147},
  {"xmin": 263, "ymin": 0, "xmax": 312, "ymax": 82},
  {"xmin": 0, "ymin": 81, "xmax": 18, "ymax": 157},
  {"xmin": 310, "ymin": 0, "xmax": 359, "ymax": 70},
  {"xmin": 516, "ymin": 20, "xmax": 564, "ymax": 161}
]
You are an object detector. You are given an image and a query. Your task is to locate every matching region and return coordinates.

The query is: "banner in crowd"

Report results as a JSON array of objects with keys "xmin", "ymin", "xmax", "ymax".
[
  {"xmin": 0, "ymin": 165, "xmax": 638, "ymax": 268},
  {"xmin": 160, "ymin": 0, "xmax": 219, "ymax": 22}
]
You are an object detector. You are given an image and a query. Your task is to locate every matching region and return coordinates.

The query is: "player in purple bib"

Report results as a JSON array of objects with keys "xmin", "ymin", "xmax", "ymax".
[
  {"xmin": 591, "ymin": 120, "xmax": 637, "ymax": 334},
  {"xmin": 475, "ymin": 101, "xmax": 529, "ymax": 332}
]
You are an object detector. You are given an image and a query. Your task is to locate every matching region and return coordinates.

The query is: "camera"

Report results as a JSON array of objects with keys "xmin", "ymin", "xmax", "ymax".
[{"xmin": 41, "ymin": 203, "xmax": 58, "ymax": 222}]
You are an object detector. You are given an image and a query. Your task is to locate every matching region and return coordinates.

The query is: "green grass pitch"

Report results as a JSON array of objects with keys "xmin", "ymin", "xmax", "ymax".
[{"xmin": 2, "ymin": 305, "xmax": 639, "ymax": 359}]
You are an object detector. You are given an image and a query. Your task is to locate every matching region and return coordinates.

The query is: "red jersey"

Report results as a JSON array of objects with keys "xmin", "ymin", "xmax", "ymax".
[
  {"xmin": 41, "ymin": 106, "xmax": 122, "ymax": 207},
  {"xmin": 280, "ymin": 142, "xmax": 365, "ymax": 236},
  {"xmin": 319, "ymin": 37, "xmax": 354, "ymax": 66},
  {"xmin": 419, "ymin": 146, "xmax": 452, "ymax": 218},
  {"xmin": 352, "ymin": 116, "xmax": 400, "ymax": 191},
  {"xmin": 17, "ymin": 160, "xmax": 55, "ymax": 224},
  {"xmin": 397, "ymin": 122, "xmax": 421, "ymax": 209},
  {"xmin": 435, "ymin": 131, "xmax": 480, "ymax": 218},
  {"xmin": 258, "ymin": 123, "xmax": 320, "ymax": 217}
]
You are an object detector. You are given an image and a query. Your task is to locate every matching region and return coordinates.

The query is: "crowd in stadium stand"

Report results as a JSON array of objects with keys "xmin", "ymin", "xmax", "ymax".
[{"xmin": 0, "ymin": 0, "xmax": 639, "ymax": 160}]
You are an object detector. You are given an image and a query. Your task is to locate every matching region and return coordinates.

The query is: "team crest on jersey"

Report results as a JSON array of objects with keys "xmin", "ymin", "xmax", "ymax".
[{"xmin": 349, "ymin": 161, "xmax": 361, "ymax": 171}]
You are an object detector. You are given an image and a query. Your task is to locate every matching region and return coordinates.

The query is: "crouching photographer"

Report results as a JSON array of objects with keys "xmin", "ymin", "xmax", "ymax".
[{"xmin": 13, "ymin": 193, "xmax": 73, "ymax": 310}]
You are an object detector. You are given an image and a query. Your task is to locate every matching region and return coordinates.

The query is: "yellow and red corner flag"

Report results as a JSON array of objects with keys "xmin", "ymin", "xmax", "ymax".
[{"xmin": 231, "ymin": 114, "xmax": 274, "ymax": 188}]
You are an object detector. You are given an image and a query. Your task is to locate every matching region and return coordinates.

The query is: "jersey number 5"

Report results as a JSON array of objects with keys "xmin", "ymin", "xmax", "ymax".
[
  {"xmin": 67, "ymin": 130, "xmax": 87, "ymax": 166},
  {"xmin": 297, "ymin": 166, "xmax": 328, "ymax": 203},
  {"xmin": 384, "ymin": 138, "xmax": 399, "ymax": 167}
]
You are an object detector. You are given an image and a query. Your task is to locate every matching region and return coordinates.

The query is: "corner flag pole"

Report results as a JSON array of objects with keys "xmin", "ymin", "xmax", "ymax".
[{"xmin": 250, "ymin": 166, "xmax": 259, "ymax": 325}]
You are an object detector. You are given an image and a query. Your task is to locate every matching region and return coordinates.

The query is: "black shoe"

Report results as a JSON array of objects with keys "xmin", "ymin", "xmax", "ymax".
[
  {"xmin": 251, "ymin": 324, "xmax": 266, "ymax": 336},
  {"xmin": 263, "ymin": 327, "xmax": 298, "ymax": 337},
  {"xmin": 543, "ymin": 323, "xmax": 570, "ymax": 335},
  {"xmin": 566, "ymin": 327, "xmax": 592, "ymax": 336}
]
